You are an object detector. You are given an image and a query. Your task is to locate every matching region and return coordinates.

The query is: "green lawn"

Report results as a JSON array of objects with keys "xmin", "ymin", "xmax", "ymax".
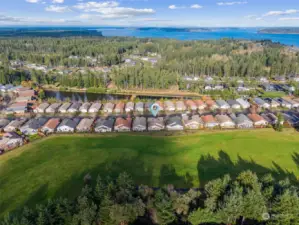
[
  {"xmin": 1, "ymin": 129, "xmax": 299, "ymax": 217},
  {"xmin": 261, "ymin": 91, "xmax": 286, "ymax": 98}
]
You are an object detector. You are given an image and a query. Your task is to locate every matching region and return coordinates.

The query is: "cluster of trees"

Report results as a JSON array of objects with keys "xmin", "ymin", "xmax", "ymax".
[
  {"xmin": 2, "ymin": 171, "xmax": 298, "ymax": 225},
  {"xmin": 0, "ymin": 37, "xmax": 299, "ymax": 91}
]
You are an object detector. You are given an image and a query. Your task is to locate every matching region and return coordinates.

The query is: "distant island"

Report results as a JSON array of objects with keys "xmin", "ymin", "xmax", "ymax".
[
  {"xmin": 258, "ymin": 27, "xmax": 299, "ymax": 34},
  {"xmin": 136, "ymin": 27, "xmax": 241, "ymax": 33},
  {"xmin": 0, "ymin": 28, "xmax": 103, "ymax": 38}
]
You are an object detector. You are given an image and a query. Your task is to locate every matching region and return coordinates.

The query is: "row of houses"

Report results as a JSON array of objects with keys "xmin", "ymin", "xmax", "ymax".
[{"xmin": 1, "ymin": 111, "xmax": 298, "ymax": 136}]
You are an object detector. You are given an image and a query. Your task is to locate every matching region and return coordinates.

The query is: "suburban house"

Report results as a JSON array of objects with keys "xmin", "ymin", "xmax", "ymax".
[
  {"xmin": 194, "ymin": 100, "xmax": 206, "ymax": 110},
  {"xmin": 89, "ymin": 102, "xmax": 102, "ymax": 113},
  {"xmin": 4, "ymin": 118, "xmax": 27, "ymax": 132},
  {"xmin": 268, "ymin": 113, "xmax": 282, "ymax": 125},
  {"xmin": 176, "ymin": 101, "xmax": 186, "ymax": 111},
  {"xmin": 115, "ymin": 102, "xmax": 125, "ymax": 113},
  {"xmin": 135, "ymin": 102, "xmax": 144, "ymax": 113},
  {"xmin": 201, "ymin": 115, "xmax": 219, "ymax": 128},
  {"xmin": 264, "ymin": 98, "xmax": 280, "ymax": 108},
  {"xmin": 79, "ymin": 103, "xmax": 91, "ymax": 113},
  {"xmin": 216, "ymin": 115, "xmax": 236, "ymax": 129},
  {"xmin": 262, "ymin": 84, "xmax": 276, "ymax": 92},
  {"xmin": 57, "ymin": 118, "xmax": 81, "ymax": 133},
  {"xmin": 0, "ymin": 119, "xmax": 10, "ymax": 131},
  {"xmin": 145, "ymin": 102, "xmax": 153, "ymax": 112},
  {"xmin": 216, "ymin": 100, "xmax": 230, "ymax": 110},
  {"xmin": 182, "ymin": 115, "xmax": 204, "ymax": 130},
  {"xmin": 185, "ymin": 100, "xmax": 197, "ymax": 111},
  {"xmin": 275, "ymin": 98, "xmax": 292, "ymax": 109},
  {"xmin": 20, "ymin": 117, "xmax": 48, "ymax": 135},
  {"xmin": 125, "ymin": 102, "xmax": 135, "ymax": 113},
  {"xmin": 230, "ymin": 114, "xmax": 253, "ymax": 129},
  {"xmin": 68, "ymin": 102, "xmax": 82, "ymax": 113},
  {"xmin": 156, "ymin": 101, "xmax": 164, "ymax": 111},
  {"xmin": 103, "ymin": 102, "xmax": 115, "ymax": 113},
  {"xmin": 148, "ymin": 117, "xmax": 165, "ymax": 131},
  {"xmin": 41, "ymin": 118, "xmax": 61, "ymax": 134},
  {"xmin": 76, "ymin": 118, "xmax": 94, "ymax": 132},
  {"xmin": 58, "ymin": 102, "xmax": 72, "ymax": 113},
  {"xmin": 282, "ymin": 97, "xmax": 299, "ymax": 108},
  {"xmin": 253, "ymin": 98, "xmax": 270, "ymax": 109},
  {"xmin": 15, "ymin": 96, "xmax": 34, "ymax": 103},
  {"xmin": 282, "ymin": 112, "xmax": 299, "ymax": 127},
  {"xmin": 94, "ymin": 118, "xmax": 115, "ymax": 133},
  {"xmin": 236, "ymin": 98, "xmax": 250, "ymax": 109},
  {"xmin": 5, "ymin": 102, "xmax": 28, "ymax": 114},
  {"xmin": 114, "ymin": 117, "xmax": 132, "ymax": 132},
  {"xmin": 14, "ymin": 86, "xmax": 31, "ymax": 93},
  {"xmin": 18, "ymin": 90, "xmax": 36, "ymax": 97},
  {"xmin": 34, "ymin": 103, "xmax": 50, "ymax": 113},
  {"xmin": 132, "ymin": 117, "xmax": 147, "ymax": 132},
  {"xmin": 165, "ymin": 116, "xmax": 184, "ymax": 131},
  {"xmin": 0, "ymin": 132, "xmax": 23, "ymax": 151},
  {"xmin": 205, "ymin": 100, "xmax": 218, "ymax": 110},
  {"xmin": 227, "ymin": 100, "xmax": 241, "ymax": 110},
  {"xmin": 165, "ymin": 101, "xmax": 176, "ymax": 112},
  {"xmin": 247, "ymin": 113, "xmax": 268, "ymax": 128},
  {"xmin": 45, "ymin": 103, "xmax": 62, "ymax": 113}
]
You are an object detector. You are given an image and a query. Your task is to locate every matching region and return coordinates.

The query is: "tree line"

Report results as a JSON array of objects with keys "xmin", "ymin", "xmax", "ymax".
[
  {"xmin": 2, "ymin": 171, "xmax": 298, "ymax": 225},
  {"xmin": 0, "ymin": 37, "xmax": 299, "ymax": 90}
]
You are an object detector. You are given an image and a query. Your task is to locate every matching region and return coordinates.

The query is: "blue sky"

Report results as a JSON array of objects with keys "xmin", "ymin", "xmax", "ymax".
[{"xmin": 0, "ymin": 0, "xmax": 299, "ymax": 26}]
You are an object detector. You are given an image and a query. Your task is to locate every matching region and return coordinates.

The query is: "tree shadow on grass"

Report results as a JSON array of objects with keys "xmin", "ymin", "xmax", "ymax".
[
  {"xmin": 2, "ymin": 184, "xmax": 49, "ymax": 218},
  {"xmin": 292, "ymin": 152, "xmax": 299, "ymax": 170},
  {"xmin": 197, "ymin": 150, "xmax": 298, "ymax": 188}
]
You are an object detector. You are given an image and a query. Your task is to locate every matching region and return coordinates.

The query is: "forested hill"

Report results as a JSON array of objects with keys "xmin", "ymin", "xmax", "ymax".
[
  {"xmin": 0, "ymin": 28, "xmax": 103, "ymax": 38},
  {"xmin": 0, "ymin": 37, "xmax": 299, "ymax": 92},
  {"xmin": 258, "ymin": 27, "xmax": 299, "ymax": 34}
]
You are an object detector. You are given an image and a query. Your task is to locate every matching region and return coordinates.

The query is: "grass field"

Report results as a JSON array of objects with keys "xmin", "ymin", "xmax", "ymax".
[{"xmin": 1, "ymin": 129, "xmax": 299, "ymax": 217}]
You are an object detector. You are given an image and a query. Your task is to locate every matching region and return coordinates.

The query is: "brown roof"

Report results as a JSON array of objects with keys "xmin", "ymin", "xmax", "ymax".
[
  {"xmin": 247, "ymin": 113, "xmax": 264, "ymax": 122},
  {"xmin": 115, "ymin": 102, "xmax": 125, "ymax": 110},
  {"xmin": 194, "ymin": 100, "xmax": 205, "ymax": 106},
  {"xmin": 18, "ymin": 90, "xmax": 35, "ymax": 97},
  {"xmin": 115, "ymin": 117, "xmax": 132, "ymax": 128},
  {"xmin": 201, "ymin": 115, "xmax": 216, "ymax": 123},
  {"xmin": 185, "ymin": 100, "xmax": 196, "ymax": 107},
  {"xmin": 206, "ymin": 100, "xmax": 216, "ymax": 106},
  {"xmin": 43, "ymin": 118, "xmax": 61, "ymax": 129}
]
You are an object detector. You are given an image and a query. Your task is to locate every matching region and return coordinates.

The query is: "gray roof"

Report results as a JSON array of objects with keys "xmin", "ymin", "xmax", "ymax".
[
  {"xmin": 22, "ymin": 117, "xmax": 48, "ymax": 130},
  {"xmin": 234, "ymin": 114, "xmax": 252, "ymax": 124},
  {"xmin": 6, "ymin": 118, "xmax": 27, "ymax": 128},
  {"xmin": 80, "ymin": 102, "xmax": 91, "ymax": 110},
  {"xmin": 254, "ymin": 98, "xmax": 266, "ymax": 105},
  {"xmin": 133, "ymin": 117, "xmax": 146, "ymax": 127},
  {"xmin": 136, "ymin": 102, "xmax": 144, "ymax": 108},
  {"xmin": 0, "ymin": 119, "xmax": 10, "ymax": 128},
  {"xmin": 95, "ymin": 118, "xmax": 115, "ymax": 128},
  {"xmin": 60, "ymin": 102, "xmax": 71, "ymax": 110},
  {"xmin": 166, "ymin": 116, "xmax": 183, "ymax": 126},
  {"xmin": 148, "ymin": 117, "xmax": 164, "ymax": 127},
  {"xmin": 37, "ymin": 103, "xmax": 50, "ymax": 110},
  {"xmin": 216, "ymin": 100, "xmax": 229, "ymax": 107},
  {"xmin": 77, "ymin": 118, "xmax": 94, "ymax": 130},
  {"xmin": 48, "ymin": 103, "xmax": 62, "ymax": 110},
  {"xmin": 59, "ymin": 118, "xmax": 81, "ymax": 128},
  {"xmin": 227, "ymin": 100, "xmax": 240, "ymax": 106},
  {"xmin": 69, "ymin": 102, "xmax": 82, "ymax": 110},
  {"xmin": 183, "ymin": 115, "xmax": 203, "ymax": 124}
]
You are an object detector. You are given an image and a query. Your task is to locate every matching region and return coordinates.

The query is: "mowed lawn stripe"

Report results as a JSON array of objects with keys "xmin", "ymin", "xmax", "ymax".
[{"xmin": 0, "ymin": 130, "xmax": 298, "ymax": 217}]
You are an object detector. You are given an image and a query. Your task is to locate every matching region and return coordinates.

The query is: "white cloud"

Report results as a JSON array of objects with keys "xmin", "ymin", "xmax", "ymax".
[
  {"xmin": 169, "ymin": 5, "xmax": 178, "ymax": 9},
  {"xmin": 278, "ymin": 17, "xmax": 299, "ymax": 21},
  {"xmin": 190, "ymin": 4, "xmax": 202, "ymax": 9},
  {"xmin": 74, "ymin": 1, "xmax": 120, "ymax": 10},
  {"xmin": 45, "ymin": 5, "xmax": 71, "ymax": 13},
  {"xmin": 26, "ymin": 0, "xmax": 40, "ymax": 3},
  {"xmin": 74, "ymin": 1, "xmax": 155, "ymax": 19},
  {"xmin": 263, "ymin": 9, "xmax": 299, "ymax": 17},
  {"xmin": 52, "ymin": 0, "xmax": 64, "ymax": 3},
  {"xmin": 217, "ymin": 1, "xmax": 247, "ymax": 6},
  {"xmin": 244, "ymin": 15, "xmax": 257, "ymax": 19}
]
